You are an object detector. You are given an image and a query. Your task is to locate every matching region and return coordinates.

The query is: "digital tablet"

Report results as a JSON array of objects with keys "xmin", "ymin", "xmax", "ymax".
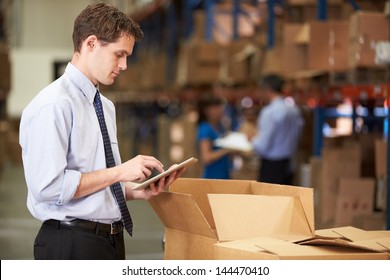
[{"xmin": 131, "ymin": 157, "xmax": 198, "ymax": 190}]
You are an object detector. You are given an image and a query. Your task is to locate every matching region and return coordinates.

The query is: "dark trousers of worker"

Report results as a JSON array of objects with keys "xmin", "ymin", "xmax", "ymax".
[
  {"xmin": 258, "ymin": 157, "xmax": 293, "ymax": 185},
  {"xmin": 33, "ymin": 221, "xmax": 125, "ymax": 260}
]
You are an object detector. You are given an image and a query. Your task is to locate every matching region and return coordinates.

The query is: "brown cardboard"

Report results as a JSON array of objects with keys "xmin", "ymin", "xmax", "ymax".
[
  {"xmin": 261, "ymin": 46, "xmax": 283, "ymax": 75},
  {"xmin": 334, "ymin": 178, "xmax": 375, "ymax": 227},
  {"xmin": 214, "ymin": 235, "xmax": 388, "ymax": 260},
  {"xmin": 316, "ymin": 226, "xmax": 390, "ymax": 242},
  {"xmin": 208, "ymin": 194, "xmax": 312, "ymax": 241},
  {"xmin": 349, "ymin": 11, "xmax": 390, "ymax": 67},
  {"xmin": 192, "ymin": 5, "xmax": 261, "ymax": 45},
  {"xmin": 317, "ymin": 144, "xmax": 361, "ymax": 226},
  {"xmin": 220, "ymin": 40, "xmax": 262, "ymax": 84},
  {"xmin": 308, "ymin": 21, "xmax": 349, "ymax": 71},
  {"xmin": 149, "ymin": 178, "xmax": 314, "ymax": 259},
  {"xmin": 282, "ymin": 24, "xmax": 308, "ymax": 74},
  {"xmin": 375, "ymin": 139, "xmax": 387, "ymax": 178},
  {"xmin": 352, "ymin": 212, "xmax": 387, "ymax": 230},
  {"xmin": 176, "ymin": 41, "xmax": 221, "ymax": 86},
  {"xmin": 149, "ymin": 178, "xmax": 389, "ymax": 260}
]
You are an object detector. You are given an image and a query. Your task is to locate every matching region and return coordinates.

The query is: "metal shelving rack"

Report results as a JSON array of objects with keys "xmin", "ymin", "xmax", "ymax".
[
  {"xmin": 132, "ymin": 0, "xmax": 390, "ymax": 229},
  {"xmin": 309, "ymin": 0, "xmax": 390, "ymax": 230}
]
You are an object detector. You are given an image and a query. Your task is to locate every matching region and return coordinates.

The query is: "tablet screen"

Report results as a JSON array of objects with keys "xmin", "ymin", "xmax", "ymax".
[{"xmin": 131, "ymin": 157, "xmax": 198, "ymax": 190}]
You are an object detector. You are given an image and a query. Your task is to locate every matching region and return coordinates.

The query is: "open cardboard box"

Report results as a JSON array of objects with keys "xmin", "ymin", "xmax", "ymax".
[{"xmin": 149, "ymin": 178, "xmax": 389, "ymax": 260}]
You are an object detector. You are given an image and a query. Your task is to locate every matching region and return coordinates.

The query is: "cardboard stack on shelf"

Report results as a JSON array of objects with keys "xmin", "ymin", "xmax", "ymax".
[
  {"xmin": 281, "ymin": 11, "xmax": 389, "ymax": 79},
  {"xmin": 176, "ymin": 3, "xmax": 264, "ymax": 87}
]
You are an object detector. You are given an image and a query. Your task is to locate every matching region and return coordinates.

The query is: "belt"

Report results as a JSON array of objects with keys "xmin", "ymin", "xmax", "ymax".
[{"xmin": 43, "ymin": 219, "xmax": 123, "ymax": 237}]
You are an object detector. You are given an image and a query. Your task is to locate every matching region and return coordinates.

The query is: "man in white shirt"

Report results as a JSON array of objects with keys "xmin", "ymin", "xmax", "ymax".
[{"xmin": 19, "ymin": 3, "xmax": 184, "ymax": 260}]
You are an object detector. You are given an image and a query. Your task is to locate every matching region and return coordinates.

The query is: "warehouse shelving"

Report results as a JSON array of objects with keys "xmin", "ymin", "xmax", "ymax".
[
  {"xmin": 307, "ymin": 80, "xmax": 390, "ymax": 229},
  {"xmin": 127, "ymin": 0, "xmax": 390, "ymax": 229}
]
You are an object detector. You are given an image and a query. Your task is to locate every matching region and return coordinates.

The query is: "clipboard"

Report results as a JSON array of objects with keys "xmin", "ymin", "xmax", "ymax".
[{"xmin": 131, "ymin": 157, "xmax": 198, "ymax": 190}]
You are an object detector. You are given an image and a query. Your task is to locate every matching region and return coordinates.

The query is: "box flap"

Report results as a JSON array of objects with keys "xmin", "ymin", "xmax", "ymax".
[
  {"xmin": 297, "ymin": 237, "xmax": 386, "ymax": 252},
  {"xmin": 208, "ymin": 194, "xmax": 312, "ymax": 241},
  {"xmin": 312, "ymin": 227, "xmax": 390, "ymax": 252},
  {"xmin": 250, "ymin": 182, "xmax": 315, "ymax": 235},
  {"xmin": 216, "ymin": 236, "xmax": 387, "ymax": 259},
  {"xmin": 330, "ymin": 226, "xmax": 390, "ymax": 242},
  {"xmin": 169, "ymin": 178, "xmax": 252, "ymax": 229},
  {"xmin": 315, "ymin": 228, "xmax": 345, "ymax": 239},
  {"xmin": 148, "ymin": 192, "xmax": 215, "ymax": 238},
  {"xmin": 352, "ymin": 237, "xmax": 390, "ymax": 252}
]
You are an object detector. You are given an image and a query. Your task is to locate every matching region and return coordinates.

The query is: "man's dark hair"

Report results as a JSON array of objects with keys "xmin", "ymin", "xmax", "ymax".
[
  {"xmin": 72, "ymin": 3, "xmax": 144, "ymax": 52},
  {"xmin": 259, "ymin": 74, "xmax": 285, "ymax": 94}
]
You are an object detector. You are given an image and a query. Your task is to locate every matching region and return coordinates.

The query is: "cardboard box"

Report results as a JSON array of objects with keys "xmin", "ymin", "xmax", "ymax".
[
  {"xmin": 308, "ymin": 21, "xmax": 349, "ymax": 71},
  {"xmin": 261, "ymin": 46, "xmax": 283, "ymax": 75},
  {"xmin": 149, "ymin": 178, "xmax": 315, "ymax": 259},
  {"xmin": 282, "ymin": 24, "xmax": 308, "ymax": 74},
  {"xmin": 334, "ymin": 178, "xmax": 375, "ymax": 227},
  {"xmin": 192, "ymin": 5, "xmax": 261, "ymax": 45},
  {"xmin": 352, "ymin": 212, "xmax": 387, "ymax": 230},
  {"xmin": 349, "ymin": 11, "xmax": 390, "ymax": 67},
  {"xmin": 149, "ymin": 178, "xmax": 389, "ymax": 259},
  {"xmin": 176, "ymin": 41, "xmax": 221, "ymax": 86},
  {"xmin": 220, "ymin": 39, "xmax": 262, "ymax": 84},
  {"xmin": 318, "ymin": 144, "xmax": 361, "ymax": 227},
  {"xmin": 375, "ymin": 139, "xmax": 387, "ymax": 178}
]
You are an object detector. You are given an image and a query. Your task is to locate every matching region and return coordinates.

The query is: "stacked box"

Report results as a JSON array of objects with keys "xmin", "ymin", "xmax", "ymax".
[
  {"xmin": 349, "ymin": 11, "xmax": 390, "ymax": 67},
  {"xmin": 308, "ymin": 21, "xmax": 349, "ymax": 71},
  {"xmin": 317, "ymin": 143, "xmax": 361, "ymax": 227}
]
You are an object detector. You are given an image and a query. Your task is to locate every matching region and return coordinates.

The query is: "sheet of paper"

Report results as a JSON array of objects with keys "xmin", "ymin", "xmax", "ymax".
[{"xmin": 215, "ymin": 132, "xmax": 253, "ymax": 152}]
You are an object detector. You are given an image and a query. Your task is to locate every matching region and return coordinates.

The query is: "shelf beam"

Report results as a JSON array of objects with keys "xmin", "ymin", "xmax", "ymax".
[
  {"xmin": 317, "ymin": 0, "xmax": 327, "ymax": 21},
  {"xmin": 267, "ymin": 0, "xmax": 275, "ymax": 48}
]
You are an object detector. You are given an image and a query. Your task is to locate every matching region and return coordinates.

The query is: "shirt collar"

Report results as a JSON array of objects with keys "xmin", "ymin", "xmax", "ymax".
[
  {"xmin": 270, "ymin": 96, "xmax": 283, "ymax": 105},
  {"xmin": 64, "ymin": 62, "xmax": 97, "ymax": 105}
]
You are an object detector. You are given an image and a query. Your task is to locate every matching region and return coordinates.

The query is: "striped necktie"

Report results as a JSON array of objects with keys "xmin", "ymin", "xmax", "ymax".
[{"xmin": 94, "ymin": 90, "xmax": 133, "ymax": 236}]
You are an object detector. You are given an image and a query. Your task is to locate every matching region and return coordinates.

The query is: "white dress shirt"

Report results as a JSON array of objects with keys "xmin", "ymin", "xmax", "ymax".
[{"xmin": 19, "ymin": 62, "xmax": 122, "ymax": 224}]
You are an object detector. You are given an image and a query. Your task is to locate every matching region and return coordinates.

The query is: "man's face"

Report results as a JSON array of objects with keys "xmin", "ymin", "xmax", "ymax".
[{"xmin": 89, "ymin": 34, "xmax": 135, "ymax": 86}]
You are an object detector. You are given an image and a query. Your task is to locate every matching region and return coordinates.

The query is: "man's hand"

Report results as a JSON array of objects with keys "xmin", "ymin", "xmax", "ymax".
[{"xmin": 125, "ymin": 164, "xmax": 187, "ymax": 200}]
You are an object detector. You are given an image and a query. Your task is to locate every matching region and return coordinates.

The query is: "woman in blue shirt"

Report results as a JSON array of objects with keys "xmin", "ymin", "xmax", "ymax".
[{"xmin": 197, "ymin": 96, "xmax": 232, "ymax": 179}]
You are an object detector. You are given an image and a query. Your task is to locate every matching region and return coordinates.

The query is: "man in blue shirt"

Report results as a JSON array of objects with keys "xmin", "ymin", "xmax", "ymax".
[
  {"xmin": 252, "ymin": 74, "xmax": 304, "ymax": 185},
  {"xmin": 19, "ymin": 3, "xmax": 184, "ymax": 260}
]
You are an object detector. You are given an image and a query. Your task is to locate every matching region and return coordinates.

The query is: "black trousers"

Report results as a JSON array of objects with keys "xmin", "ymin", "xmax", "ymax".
[
  {"xmin": 258, "ymin": 158, "xmax": 293, "ymax": 185},
  {"xmin": 34, "ymin": 221, "xmax": 125, "ymax": 260}
]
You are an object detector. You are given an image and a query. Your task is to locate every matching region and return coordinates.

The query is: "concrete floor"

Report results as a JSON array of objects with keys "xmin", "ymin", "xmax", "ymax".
[{"xmin": 0, "ymin": 163, "xmax": 165, "ymax": 260}]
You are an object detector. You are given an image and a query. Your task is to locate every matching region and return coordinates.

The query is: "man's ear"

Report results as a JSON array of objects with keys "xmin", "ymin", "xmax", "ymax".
[{"xmin": 84, "ymin": 35, "xmax": 98, "ymax": 51}]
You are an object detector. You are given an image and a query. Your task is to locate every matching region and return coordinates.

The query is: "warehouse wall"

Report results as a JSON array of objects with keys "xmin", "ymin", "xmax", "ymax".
[{"xmin": 7, "ymin": 0, "xmax": 91, "ymax": 117}]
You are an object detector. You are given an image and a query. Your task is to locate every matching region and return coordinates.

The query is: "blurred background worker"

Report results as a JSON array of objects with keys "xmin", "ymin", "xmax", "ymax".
[
  {"xmin": 252, "ymin": 74, "xmax": 304, "ymax": 185},
  {"xmin": 196, "ymin": 95, "xmax": 233, "ymax": 179}
]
